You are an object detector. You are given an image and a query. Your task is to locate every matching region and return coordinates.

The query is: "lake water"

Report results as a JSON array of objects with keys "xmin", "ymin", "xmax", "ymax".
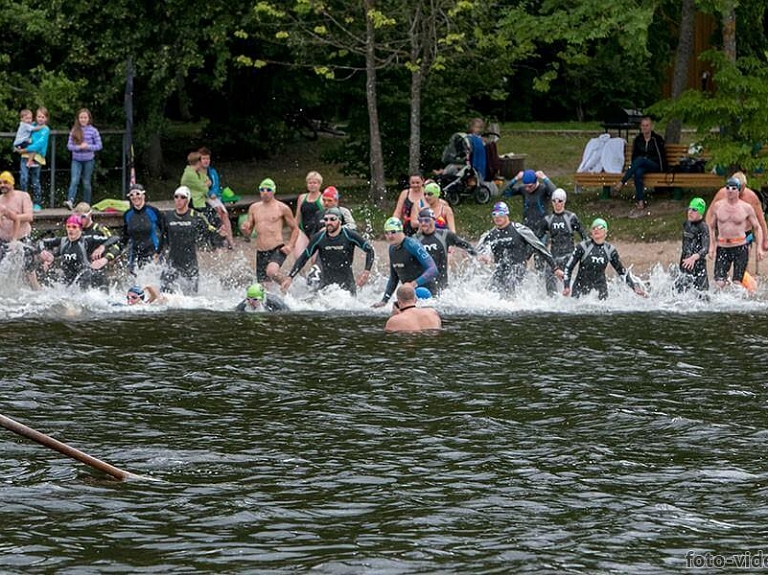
[{"xmin": 1, "ymin": 262, "xmax": 767, "ymax": 573}]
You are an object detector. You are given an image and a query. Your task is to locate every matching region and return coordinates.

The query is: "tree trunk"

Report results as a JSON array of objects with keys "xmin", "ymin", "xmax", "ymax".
[
  {"xmin": 665, "ymin": 0, "xmax": 696, "ymax": 144},
  {"xmin": 364, "ymin": 0, "xmax": 387, "ymax": 209},
  {"xmin": 147, "ymin": 132, "xmax": 164, "ymax": 178},
  {"xmin": 722, "ymin": 1, "xmax": 737, "ymax": 63},
  {"xmin": 408, "ymin": 66, "xmax": 423, "ymax": 175}
]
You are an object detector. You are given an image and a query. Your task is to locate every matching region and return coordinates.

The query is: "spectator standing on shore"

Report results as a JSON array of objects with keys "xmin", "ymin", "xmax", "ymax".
[
  {"xmin": 64, "ymin": 109, "xmax": 103, "ymax": 210},
  {"xmin": 612, "ymin": 116, "xmax": 666, "ymax": 218},
  {"xmin": 12, "ymin": 109, "xmax": 42, "ymax": 151},
  {"xmin": 199, "ymin": 147, "xmax": 234, "ymax": 249},
  {"xmin": 18, "ymin": 107, "xmax": 50, "ymax": 211},
  {"xmin": 180, "ymin": 151, "xmax": 210, "ymax": 212}
]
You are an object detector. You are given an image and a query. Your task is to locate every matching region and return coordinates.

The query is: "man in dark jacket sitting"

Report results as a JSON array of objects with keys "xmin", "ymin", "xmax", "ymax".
[{"xmin": 613, "ymin": 116, "xmax": 666, "ymax": 218}]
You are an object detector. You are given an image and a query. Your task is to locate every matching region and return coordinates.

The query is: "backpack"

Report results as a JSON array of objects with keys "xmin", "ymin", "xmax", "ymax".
[{"xmin": 442, "ymin": 132, "xmax": 469, "ymax": 165}]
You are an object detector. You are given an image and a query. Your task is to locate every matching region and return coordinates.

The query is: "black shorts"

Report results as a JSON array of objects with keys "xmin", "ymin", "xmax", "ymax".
[
  {"xmin": 256, "ymin": 244, "xmax": 287, "ymax": 281},
  {"xmin": 714, "ymin": 244, "xmax": 748, "ymax": 282}
]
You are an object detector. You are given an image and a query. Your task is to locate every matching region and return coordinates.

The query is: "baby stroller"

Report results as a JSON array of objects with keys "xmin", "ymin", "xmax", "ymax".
[{"xmin": 439, "ymin": 164, "xmax": 493, "ymax": 206}]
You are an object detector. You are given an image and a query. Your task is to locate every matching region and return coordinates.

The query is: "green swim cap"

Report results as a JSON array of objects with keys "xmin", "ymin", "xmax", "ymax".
[
  {"xmin": 384, "ymin": 217, "xmax": 403, "ymax": 233},
  {"xmin": 688, "ymin": 197, "xmax": 706, "ymax": 216},
  {"xmin": 246, "ymin": 283, "xmax": 265, "ymax": 300},
  {"xmin": 424, "ymin": 182, "xmax": 441, "ymax": 198},
  {"xmin": 259, "ymin": 178, "xmax": 276, "ymax": 193},
  {"xmin": 591, "ymin": 218, "xmax": 608, "ymax": 231}
]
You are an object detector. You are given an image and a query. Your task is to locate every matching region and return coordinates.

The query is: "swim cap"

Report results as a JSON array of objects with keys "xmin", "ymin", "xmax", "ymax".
[
  {"xmin": 424, "ymin": 182, "xmax": 441, "ymax": 197},
  {"xmin": 384, "ymin": 217, "xmax": 404, "ymax": 233},
  {"xmin": 246, "ymin": 283, "xmax": 265, "ymax": 300},
  {"xmin": 127, "ymin": 286, "xmax": 145, "ymax": 300},
  {"xmin": 259, "ymin": 178, "xmax": 276, "ymax": 192},
  {"xmin": 725, "ymin": 176, "xmax": 741, "ymax": 190},
  {"xmin": 128, "ymin": 183, "xmax": 145, "ymax": 196},
  {"xmin": 0, "ymin": 171, "xmax": 14, "ymax": 186},
  {"xmin": 521, "ymin": 169, "xmax": 537, "ymax": 184},
  {"xmin": 491, "ymin": 201, "xmax": 509, "ymax": 217},
  {"xmin": 415, "ymin": 287, "xmax": 432, "ymax": 300},
  {"xmin": 322, "ymin": 186, "xmax": 339, "ymax": 200},
  {"xmin": 324, "ymin": 207, "xmax": 343, "ymax": 219},
  {"xmin": 418, "ymin": 207, "xmax": 436, "ymax": 220},
  {"xmin": 688, "ymin": 197, "xmax": 706, "ymax": 216},
  {"xmin": 173, "ymin": 186, "xmax": 191, "ymax": 199},
  {"xmin": 65, "ymin": 214, "xmax": 83, "ymax": 228},
  {"xmin": 591, "ymin": 218, "xmax": 608, "ymax": 231},
  {"xmin": 74, "ymin": 202, "xmax": 92, "ymax": 214},
  {"xmin": 552, "ymin": 188, "xmax": 567, "ymax": 202}
]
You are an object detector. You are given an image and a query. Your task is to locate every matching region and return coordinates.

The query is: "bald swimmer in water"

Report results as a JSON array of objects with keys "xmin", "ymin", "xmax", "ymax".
[{"xmin": 384, "ymin": 285, "xmax": 441, "ymax": 332}]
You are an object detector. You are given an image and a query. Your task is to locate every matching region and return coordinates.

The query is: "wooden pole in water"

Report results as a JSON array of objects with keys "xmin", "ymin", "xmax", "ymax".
[{"xmin": 0, "ymin": 412, "xmax": 153, "ymax": 482}]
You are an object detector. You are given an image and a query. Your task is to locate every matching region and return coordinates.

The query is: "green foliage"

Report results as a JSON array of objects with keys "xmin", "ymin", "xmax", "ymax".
[{"xmin": 650, "ymin": 50, "xmax": 768, "ymax": 182}]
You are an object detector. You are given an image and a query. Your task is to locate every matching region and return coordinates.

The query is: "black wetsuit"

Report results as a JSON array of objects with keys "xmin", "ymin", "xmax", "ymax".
[
  {"xmin": 503, "ymin": 179, "xmax": 556, "ymax": 233},
  {"xmin": 563, "ymin": 239, "xmax": 637, "ymax": 299},
  {"xmin": 539, "ymin": 210, "xmax": 585, "ymax": 294},
  {"xmin": 120, "ymin": 204, "xmax": 166, "ymax": 272},
  {"xmin": 416, "ymin": 228, "xmax": 476, "ymax": 292},
  {"xmin": 381, "ymin": 236, "xmax": 438, "ymax": 302},
  {"xmin": 289, "ymin": 227, "xmax": 374, "ymax": 294},
  {"xmin": 162, "ymin": 208, "xmax": 218, "ymax": 293},
  {"xmin": 477, "ymin": 222, "xmax": 558, "ymax": 294},
  {"xmin": 676, "ymin": 219, "xmax": 710, "ymax": 292},
  {"xmin": 299, "ymin": 194, "xmax": 324, "ymax": 238},
  {"xmin": 80, "ymin": 221, "xmax": 120, "ymax": 288},
  {"xmin": 235, "ymin": 293, "xmax": 289, "ymax": 312},
  {"xmin": 40, "ymin": 235, "xmax": 109, "ymax": 288}
]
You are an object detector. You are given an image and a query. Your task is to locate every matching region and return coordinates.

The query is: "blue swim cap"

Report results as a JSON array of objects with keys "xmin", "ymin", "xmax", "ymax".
[
  {"xmin": 415, "ymin": 287, "xmax": 432, "ymax": 300},
  {"xmin": 522, "ymin": 169, "xmax": 537, "ymax": 184},
  {"xmin": 492, "ymin": 201, "xmax": 509, "ymax": 217}
]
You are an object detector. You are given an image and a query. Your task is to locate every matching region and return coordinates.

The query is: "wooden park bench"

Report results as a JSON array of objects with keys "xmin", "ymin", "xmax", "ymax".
[{"xmin": 573, "ymin": 143, "xmax": 724, "ymax": 199}]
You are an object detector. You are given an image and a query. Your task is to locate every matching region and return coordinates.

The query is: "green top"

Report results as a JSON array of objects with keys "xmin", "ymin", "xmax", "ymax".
[{"xmin": 181, "ymin": 166, "xmax": 209, "ymax": 209}]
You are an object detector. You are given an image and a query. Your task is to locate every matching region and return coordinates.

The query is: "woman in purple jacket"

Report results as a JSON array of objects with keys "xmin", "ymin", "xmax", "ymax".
[{"xmin": 65, "ymin": 108, "xmax": 103, "ymax": 209}]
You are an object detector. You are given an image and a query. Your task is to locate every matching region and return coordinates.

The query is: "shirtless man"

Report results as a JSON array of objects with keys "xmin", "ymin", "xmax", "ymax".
[
  {"xmin": 706, "ymin": 172, "xmax": 768, "ymax": 252},
  {"xmin": 0, "ymin": 171, "xmax": 39, "ymax": 288},
  {"xmin": 708, "ymin": 177, "xmax": 765, "ymax": 288},
  {"xmin": 240, "ymin": 178, "xmax": 299, "ymax": 285},
  {"xmin": 384, "ymin": 285, "xmax": 442, "ymax": 332}
]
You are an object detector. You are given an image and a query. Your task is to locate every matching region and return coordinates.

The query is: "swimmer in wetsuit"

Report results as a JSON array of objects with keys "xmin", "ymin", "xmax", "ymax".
[
  {"xmin": 235, "ymin": 282, "xmax": 289, "ymax": 312},
  {"xmin": 538, "ymin": 188, "xmax": 585, "ymax": 295},
  {"xmin": 372, "ymin": 217, "xmax": 438, "ymax": 308},
  {"xmin": 415, "ymin": 207, "xmax": 476, "ymax": 292},
  {"xmin": 162, "ymin": 186, "xmax": 224, "ymax": 293},
  {"xmin": 283, "ymin": 207, "xmax": 374, "ymax": 295},
  {"xmin": 562, "ymin": 218, "xmax": 646, "ymax": 299},
  {"xmin": 477, "ymin": 201, "xmax": 561, "ymax": 295},
  {"xmin": 675, "ymin": 197, "xmax": 710, "ymax": 293},
  {"xmin": 119, "ymin": 184, "xmax": 166, "ymax": 273},
  {"xmin": 38, "ymin": 214, "xmax": 111, "ymax": 288}
]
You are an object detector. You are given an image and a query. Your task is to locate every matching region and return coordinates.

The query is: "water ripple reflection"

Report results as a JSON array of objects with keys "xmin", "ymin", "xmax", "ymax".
[{"xmin": 0, "ymin": 311, "xmax": 766, "ymax": 572}]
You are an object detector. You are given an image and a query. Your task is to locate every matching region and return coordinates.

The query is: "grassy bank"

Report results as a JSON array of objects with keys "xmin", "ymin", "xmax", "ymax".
[{"xmin": 156, "ymin": 121, "xmax": 717, "ymax": 242}]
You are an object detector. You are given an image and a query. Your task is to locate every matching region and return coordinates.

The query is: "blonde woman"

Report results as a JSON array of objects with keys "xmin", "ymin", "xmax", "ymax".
[{"xmin": 293, "ymin": 171, "xmax": 324, "ymax": 257}]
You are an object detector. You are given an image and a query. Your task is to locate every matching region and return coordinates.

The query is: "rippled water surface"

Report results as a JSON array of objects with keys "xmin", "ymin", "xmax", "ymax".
[{"xmin": 2, "ymin": 304, "xmax": 768, "ymax": 573}]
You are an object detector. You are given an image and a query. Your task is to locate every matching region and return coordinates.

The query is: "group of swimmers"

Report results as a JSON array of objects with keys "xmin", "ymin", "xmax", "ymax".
[{"xmin": 1, "ymin": 162, "xmax": 765, "ymax": 332}]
